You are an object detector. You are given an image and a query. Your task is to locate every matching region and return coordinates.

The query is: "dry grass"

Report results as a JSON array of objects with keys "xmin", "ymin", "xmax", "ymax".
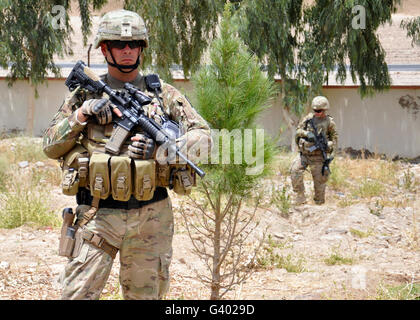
[{"xmin": 0, "ymin": 137, "xmax": 61, "ymax": 229}]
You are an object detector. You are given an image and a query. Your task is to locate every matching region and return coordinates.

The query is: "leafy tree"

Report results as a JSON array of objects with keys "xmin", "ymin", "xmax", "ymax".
[
  {"xmin": 0, "ymin": 0, "xmax": 107, "ymax": 89},
  {"xmin": 124, "ymin": 0, "xmax": 224, "ymax": 81},
  {"xmin": 183, "ymin": 3, "xmax": 277, "ymax": 300},
  {"xmin": 401, "ymin": 16, "xmax": 420, "ymax": 46},
  {"xmin": 237, "ymin": 0, "xmax": 401, "ymax": 146}
]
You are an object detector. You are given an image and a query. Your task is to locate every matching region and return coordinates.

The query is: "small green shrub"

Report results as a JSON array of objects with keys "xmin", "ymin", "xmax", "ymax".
[
  {"xmin": 0, "ymin": 187, "xmax": 60, "ymax": 229},
  {"xmin": 324, "ymin": 252, "xmax": 355, "ymax": 266},
  {"xmin": 350, "ymin": 228, "xmax": 374, "ymax": 238},
  {"xmin": 270, "ymin": 184, "xmax": 291, "ymax": 217},
  {"xmin": 353, "ymin": 179, "xmax": 385, "ymax": 199},
  {"xmin": 376, "ymin": 282, "xmax": 420, "ymax": 300}
]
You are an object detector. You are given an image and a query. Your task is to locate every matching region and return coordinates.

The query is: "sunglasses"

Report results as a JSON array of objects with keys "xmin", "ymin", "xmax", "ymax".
[
  {"xmin": 314, "ymin": 109, "xmax": 325, "ymax": 113},
  {"xmin": 107, "ymin": 40, "xmax": 144, "ymax": 50}
]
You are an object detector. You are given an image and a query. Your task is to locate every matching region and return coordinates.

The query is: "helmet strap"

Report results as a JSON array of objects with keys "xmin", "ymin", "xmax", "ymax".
[{"xmin": 105, "ymin": 43, "xmax": 140, "ymax": 74}]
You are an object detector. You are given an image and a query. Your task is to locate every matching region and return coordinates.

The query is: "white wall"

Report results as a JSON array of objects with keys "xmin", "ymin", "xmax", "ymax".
[
  {"xmin": 259, "ymin": 87, "xmax": 420, "ymax": 158},
  {"xmin": 0, "ymin": 79, "xmax": 68, "ymax": 136},
  {"xmin": 326, "ymin": 88, "xmax": 420, "ymax": 158},
  {"xmin": 1, "ymin": 79, "xmax": 419, "ymax": 158}
]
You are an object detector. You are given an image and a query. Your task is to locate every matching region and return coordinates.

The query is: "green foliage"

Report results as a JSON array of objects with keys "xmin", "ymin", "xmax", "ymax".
[
  {"xmin": 324, "ymin": 252, "xmax": 355, "ymax": 266},
  {"xmin": 238, "ymin": 0, "xmax": 307, "ymax": 115},
  {"xmin": 376, "ymin": 282, "xmax": 420, "ymax": 300},
  {"xmin": 124, "ymin": 0, "xmax": 224, "ymax": 81},
  {"xmin": 186, "ymin": 4, "xmax": 278, "ymax": 300},
  {"xmin": 0, "ymin": 0, "xmax": 71, "ymax": 88},
  {"xmin": 238, "ymin": 0, "xmax": 401, "ymax": 116},
  {"xmin": 0, "ymin": 0, "xmax": 107, "ymax": 91},
  {"xmin": 303, "ymin": 0, "xmax": 400, "ymax": 97},
  {"xmin": 0, "ymin": 186, "xmax": 60, "ymax": 229},
  {"xmin": 353, "ymin": 179, "xmax": 386, "ymax": 199},
  {"xmin": 193, "ymin": 4, "xmax": 277, "ymax": 195},
  {"xmin": 77, "ymin": 0, "xmax": 108, "ymax": 46},
  {"xmin": 257, "ymin": 236, "xmax": 306, "ymax": 272},
  {"xmin": 270, "ymin": 183, "xmax": 291, "ymax": 217},
  {"xmin": 401, "ymin": 16, "xmax": 420, "ymax": 46}
]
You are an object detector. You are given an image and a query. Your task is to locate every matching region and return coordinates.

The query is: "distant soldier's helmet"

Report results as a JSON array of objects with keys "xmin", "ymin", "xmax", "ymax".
[
  {"xmin": 311, "ymin": 96, "xmax": 330, "ymax": 111},
  {"xmin": 93, "ymin": 9, "xmax": 149, "ymax": 49}
]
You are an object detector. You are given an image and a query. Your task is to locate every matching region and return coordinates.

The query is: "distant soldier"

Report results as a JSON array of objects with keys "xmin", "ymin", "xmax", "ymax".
[
  {"xmin": 290, "ymin": 96, "xmax": 338, "ymax": 205},
  {"xmin": 43, "ymin": 9, "xmax": 211, "ymax": 300}
]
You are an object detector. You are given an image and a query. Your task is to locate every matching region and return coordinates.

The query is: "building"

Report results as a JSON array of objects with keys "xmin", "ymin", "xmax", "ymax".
[{"xmin": 0, "ymin": 1, "xmax": 419, "ymax": 158}]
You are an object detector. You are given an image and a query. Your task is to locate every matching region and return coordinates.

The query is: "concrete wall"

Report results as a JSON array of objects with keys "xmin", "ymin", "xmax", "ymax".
[
  {"xmin": 1, "ymin": 78, "xmax": 419, "ymax": 158},
  {"xmin": 325, "ymin": 88, "xmax": 420, "ymax": 158},
  {"xmin": 0, "ymin": 79, "xmax": 68, "ymax": 136},
  {"xmin": 259, "ymin": 87, "xmax": 420, "ymax": 158}
]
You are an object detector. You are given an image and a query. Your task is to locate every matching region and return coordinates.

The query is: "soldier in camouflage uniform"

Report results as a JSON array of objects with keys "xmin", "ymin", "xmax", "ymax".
[
  {"xmin": 290, "ymin": 96, "xmax": 338, "ymax": 205},
  {"xmin": 43, "ymin": 9, "xmax": 211, "ymax": 300}
]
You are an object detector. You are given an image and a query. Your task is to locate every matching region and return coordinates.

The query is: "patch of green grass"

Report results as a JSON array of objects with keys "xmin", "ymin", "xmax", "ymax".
[
  {"xmin": 257, "ymin": 235, "xmax": 306, "ymax": 272},
  {"xmin": 270, "ymin": 184, "xmax": 291, "ymax": 217},
  {"xmin": 0, "ymin": 154, "xmax": 10, "ymax": 193},
  {"xmin": 328, "ymin": 161, "xmax": 350, "ymax": 191},
  {"xmin": 352, "ymin": 179, "xmax": 386, "ymax": 199},
  {"xmin": 337, "ymin": 197, "xmax": 355, "ymax": 208},
  {"xmin": 323, "ymin": 252, "xmax": 355, "ymax": 266},
  {"xmin": 0, "ymin": 186, "xmax": 60, "ymax": 229},
  {"xmin": 350, "ymin": 228, "xmax": 374, "ymax": 239},
  {"xmin": 368, "ymin": 161, "xmax": 399, "ymax": 186},
  {"xmin": 376, "ymin": 282, "xmax": 420, "ymax": 300},
  {"xmin": 275, "ymin": 153, "xmax": 294, "ymax": 177},
  {"xmin": 400, "ymin": 168, "xmax": 417, "ymax": 192},
  {"xmin": 257, "ymin": 251, "xmax": 306, "ymax": 272}
]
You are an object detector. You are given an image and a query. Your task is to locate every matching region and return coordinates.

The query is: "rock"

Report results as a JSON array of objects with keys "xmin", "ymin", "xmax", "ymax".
[
  {"xmin": 320, "ymin": 234, "xmax": 345, "ymax": 241},
  {"xmin": 35, "ymin": 161, "xmax": 45, "ymax": 167},
  {"xmin": 18, "ymin": 161, "xmax": 29, "ymax": 168},
  {"xmin": 326, "ymin": 228, "xmax": 348, "ymax": 234},
  {"xmin": 0, "ymin": 261, "xmax": 10, "ymax": 270},
  {"xmin": 273, "ymin": 233, "xmax": 285, "ymax": 239}
]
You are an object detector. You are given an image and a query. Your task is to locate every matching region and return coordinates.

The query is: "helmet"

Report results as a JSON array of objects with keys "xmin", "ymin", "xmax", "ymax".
[
  {"xmin": 94, "ymin": 9, "xmax": 149, "ymax": 49},
  {"xmin": 311, "ymin": 96, "xmax": 330, "ymax": 111}
]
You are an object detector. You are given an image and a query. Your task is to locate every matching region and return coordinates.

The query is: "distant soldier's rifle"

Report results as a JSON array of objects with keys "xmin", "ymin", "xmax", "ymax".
[{"xmin": 306, "ymin": 118, "xmax": 334, "ymax": 176}]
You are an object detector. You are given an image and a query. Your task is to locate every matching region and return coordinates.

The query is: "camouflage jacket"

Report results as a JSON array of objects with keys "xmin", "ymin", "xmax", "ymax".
[
  {"xmin": 43, "ymin": 72, "xmax": 211, "ymax": 162},
  {"xmin": 295, "ymin": 113, "xmax": 338, "ymax": 157}
]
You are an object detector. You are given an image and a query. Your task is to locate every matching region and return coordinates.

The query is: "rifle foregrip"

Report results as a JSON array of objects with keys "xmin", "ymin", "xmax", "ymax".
[
  {"xmin": 137, "ymin": 115, "xmax": 166, "ymax": 143},
  {"xmin": 105, "ymin": 126, "xmax": 131, "ymax": 155}
]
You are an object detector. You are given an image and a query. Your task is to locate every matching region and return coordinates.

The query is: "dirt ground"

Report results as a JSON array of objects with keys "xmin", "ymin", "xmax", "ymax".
[{"xmin": 0, "ymin": 156, "xmax": 419, "ymax": 301}]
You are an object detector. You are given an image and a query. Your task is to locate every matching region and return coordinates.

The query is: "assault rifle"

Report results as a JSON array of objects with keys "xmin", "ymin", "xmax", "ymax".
[
  {"xmin": 65, "ymin": 60, "xmax": 205, "ymax": 178},
  {"xmin": 307, "ymin": 118, "xmax": 334, "ymax": 176}
]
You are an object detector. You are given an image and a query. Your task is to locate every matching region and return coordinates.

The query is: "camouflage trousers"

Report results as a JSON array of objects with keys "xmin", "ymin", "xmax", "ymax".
[
  {"xmin": 59, "ymin": 197, "xmax": 174, "ymax": 300},
  {"xmin": 290, "ymin": 153, "xmax": 330, "ymax": 204}
]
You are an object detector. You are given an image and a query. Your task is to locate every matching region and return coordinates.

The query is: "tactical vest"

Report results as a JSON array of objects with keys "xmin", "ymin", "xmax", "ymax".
[
  {"xmin": 61, "ymin": 75, "xmax": 195, "ymax": 201},
  {"xmin": 298, "ymin": 114, "xmax": 332, "ymax": 155}
]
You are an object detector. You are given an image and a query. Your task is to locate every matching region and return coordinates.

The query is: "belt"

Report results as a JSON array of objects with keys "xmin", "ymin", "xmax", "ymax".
[{"xmin": 76, "ymin": 187, "xmax": 168, "ymax": 210}]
